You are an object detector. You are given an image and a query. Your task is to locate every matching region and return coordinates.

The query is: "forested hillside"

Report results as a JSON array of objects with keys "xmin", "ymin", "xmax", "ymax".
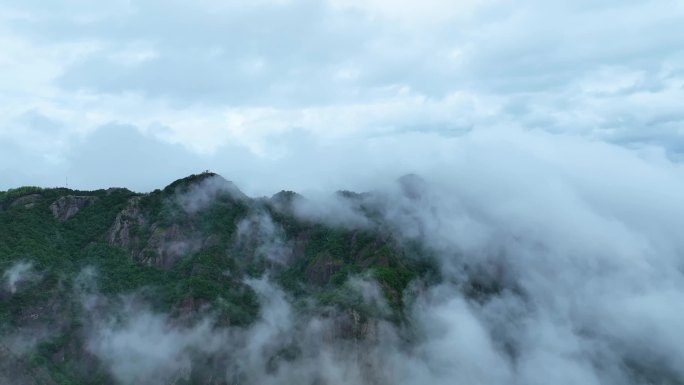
[{"xmin": 0, "ymin": 172, "xmax": 437, "ymax": 384}]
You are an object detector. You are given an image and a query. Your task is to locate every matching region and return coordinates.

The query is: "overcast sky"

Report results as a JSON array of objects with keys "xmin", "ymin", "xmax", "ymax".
[{"xmin": 1, "ymin": 0, "xmax": 683, "ymax": 195}]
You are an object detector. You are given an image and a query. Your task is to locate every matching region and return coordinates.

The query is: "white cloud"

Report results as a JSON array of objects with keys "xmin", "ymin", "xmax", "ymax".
[
  {"xmin": 0, "ymin": 2, "xmax": 682, "ymax": 381},
  {"xmin": 3, "ymin": 261, "xmax": 36, "ymax": 294},
  {"xmin": 329, "ymin": 0, "xmax": 496, "ymax": 23},
  {"xmin": 0, "ymin": 0, "xmax": 681, "ymax": 194}
]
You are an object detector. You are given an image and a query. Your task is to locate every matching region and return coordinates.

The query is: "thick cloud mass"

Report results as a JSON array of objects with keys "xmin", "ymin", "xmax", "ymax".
[
  {"xmin": 363, "ymin": 131, "xmax": 684, "ymax": 383},
  {"xmin": 1, "ymin": 1, "xmax": 683, "ymax": 383},
  {"xmin": 0, "ymin": 0, "xmax": 682, "ymax": 193},
  {"xmin": 49, "ymin": 131, "xmax": 684, "ymax": 384}
]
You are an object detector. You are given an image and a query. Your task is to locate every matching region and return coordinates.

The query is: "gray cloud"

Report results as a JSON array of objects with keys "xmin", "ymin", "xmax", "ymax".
[
  {"xmin": 86, "ymin": 303, "xmax": 220, "ymax": 385},
  {"xmin": 236, "ymin": 211, "xmax": 291, "ymax": 265},
  {"xmin": 243, "ymin": 128, "xmax": 684, "ymax": 382},
  {"xmin": 236, "ymin": 126, "xmax": 684, "ymax": 384},
  {"xmin": 82, "ymin": 276, "xmax": 396, "ymax": 385},
  {"xmin": 6, "ymin": 126, "xmax": 684, "ymax": 384},
  {"xmin": 1, "ymin": 0, "xmax": 683, "ymax": 192},
  {"xmin": 7, "ymin": 0, "xmax": 379, "ymax": 107},
  {"xmin": 376, "ymin": 132, "xmax": 684, "ymax": 383},
  {"xmin": 2, "ymin": 2, "xmax": 684, "ymax": 381},
  {"xmin": 64, "ymin": 125, "xmax": 211, "ymax": 191}
]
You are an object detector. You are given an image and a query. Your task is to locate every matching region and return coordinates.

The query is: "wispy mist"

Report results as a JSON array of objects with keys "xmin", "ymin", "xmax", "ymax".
[
  {"xmin": 2, "ymin": 125, "xmax": 684, "ymax": 384},
  {"xmin": 2, "ymin": 261, "xmax": 35, "ymax": 294},
  {"xmin": 57, "ymin": 129, "xmax": 684, "ymax": 384}
]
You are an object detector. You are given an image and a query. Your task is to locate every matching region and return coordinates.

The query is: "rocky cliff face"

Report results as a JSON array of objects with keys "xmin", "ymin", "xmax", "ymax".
[
  {"xmin": 0, "ymin": 173, "xmax": 428, "ymax": 385},
  {"xmin": 49, "ymin": 195, "xmax": 98, "ymax": 222},
  {"xmin": 107, "ymin": 196, "xmax": 145, "ymax": 249},
  {"xmin": 137, "ymin": 223, "xmax": 203, "ymax": 268},
  {"xmin": 305, "ymin": 251, "xmax": 343, "ymax": 287}
]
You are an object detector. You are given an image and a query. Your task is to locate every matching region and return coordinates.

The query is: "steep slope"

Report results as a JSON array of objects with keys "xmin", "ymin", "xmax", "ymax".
[{"xmin": 0, "ymin": 172, "xmax": 436, "ymax": 384}]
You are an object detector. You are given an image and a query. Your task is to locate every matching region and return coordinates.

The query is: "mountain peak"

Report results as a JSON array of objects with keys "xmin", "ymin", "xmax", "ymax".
[{"xmin": 162, "ymin": 171, "xmax": 222, "ymax": 193}]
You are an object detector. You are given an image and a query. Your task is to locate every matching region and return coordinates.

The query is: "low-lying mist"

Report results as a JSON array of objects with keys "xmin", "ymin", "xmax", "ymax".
[{"xmin": 3, "ymin": 128, "xmax": 684, "ymax": 384}]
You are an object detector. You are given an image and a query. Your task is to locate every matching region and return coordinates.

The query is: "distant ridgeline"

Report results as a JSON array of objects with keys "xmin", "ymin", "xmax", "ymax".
[{"xmin": 0, "ymin": 172, "xmax": 442, "ymax": 384}]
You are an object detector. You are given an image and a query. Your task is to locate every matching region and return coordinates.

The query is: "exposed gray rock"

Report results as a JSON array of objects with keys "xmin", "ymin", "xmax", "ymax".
[
  {"xmin": 107, "ymin": 196, "xmax": 145, "ymax": 249},
  {"xmin": 138, "ymin": 223, "xmax": 201, "ymax": 269},
  {"xmin": 108, "ymin": 197, "xmax": 201, "ymax": 268},
  {"xmin": 9, "ymin": 194, "xmax": 42, "ymax": 209},
  {"xmin": 49, "ymin": 195, "xmax": 98, "ymax": 222},
  {"xmin": 305, "ymin": 251, "xmax": 343, "ymax": 287}
]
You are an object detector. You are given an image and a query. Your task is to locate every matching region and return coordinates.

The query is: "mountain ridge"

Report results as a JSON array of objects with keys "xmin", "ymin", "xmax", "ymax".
[{"xmin": 0, "ymin": 172, "xmax": 437, "ymax": 384}]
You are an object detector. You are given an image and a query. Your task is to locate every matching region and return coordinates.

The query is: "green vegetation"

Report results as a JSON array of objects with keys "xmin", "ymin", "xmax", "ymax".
[{"xmin": 0, "ymin": 174, "xmax": 436, "ymax": 384}]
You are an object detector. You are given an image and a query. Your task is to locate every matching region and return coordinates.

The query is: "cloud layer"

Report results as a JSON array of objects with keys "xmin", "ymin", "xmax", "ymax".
[
  {"xmin": 0, "ymin": 0, "xmax": 682, "ymax": 193},
  {"xmin": 66, "ymin": 137, "xmax": 684, "ymax": 383},
  {"xmin": 3, "ymin": 125, "xmax": 684, "ymax": 383},
  {"xmin": 2, "ymin": 5, "xmax": 683, "ymax": 382}
]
